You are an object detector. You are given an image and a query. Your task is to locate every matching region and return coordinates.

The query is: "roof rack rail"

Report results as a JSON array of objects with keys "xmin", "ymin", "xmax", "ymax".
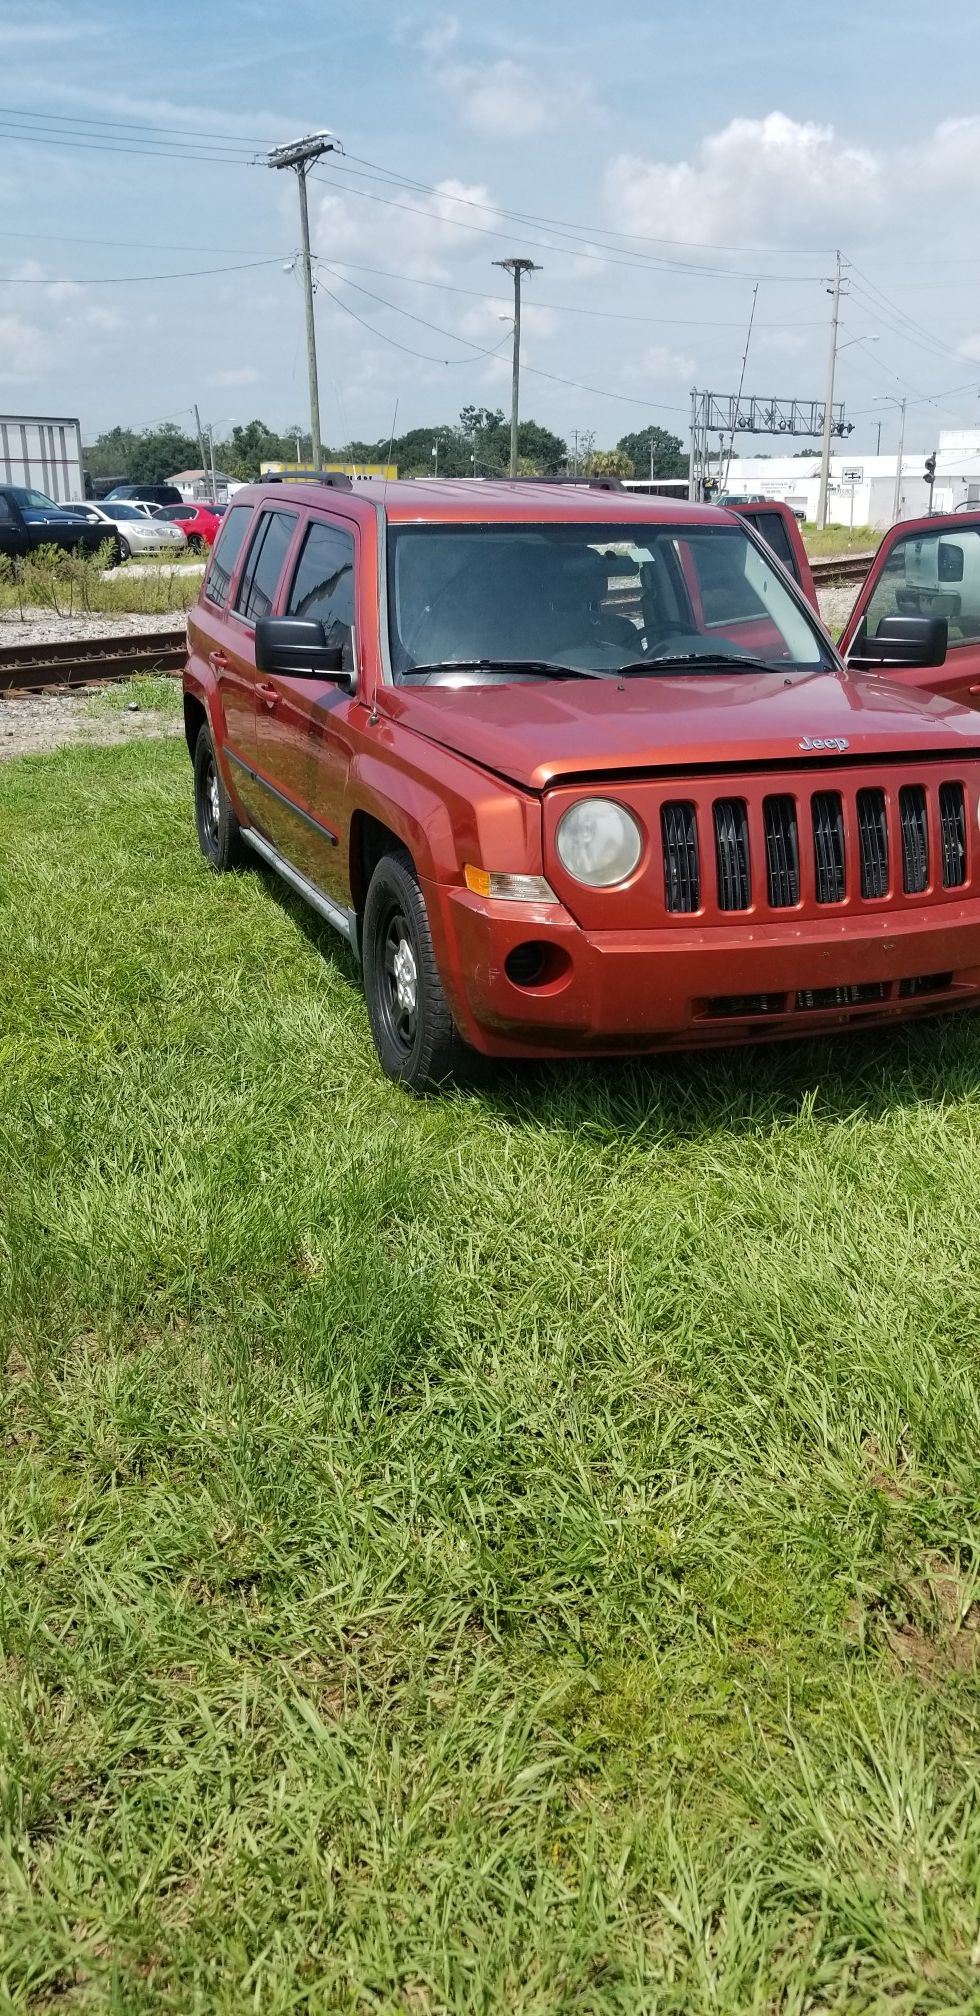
[
  {"xmin": 481, "ymin": 473, "xmax": 623, "ymax": 492},
  {"xmin": 262, "ymin": 471, "xmax": 353, "ymax": 490}
]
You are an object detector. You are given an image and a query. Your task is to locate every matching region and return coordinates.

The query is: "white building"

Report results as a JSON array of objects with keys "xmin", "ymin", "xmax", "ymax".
[
  {"xmin": 167, "ymin": 466, "xmax": 245, "ymax": 503},
  {"xmin": 723, "ymin": 429, "xmax": 980, "ymax": 529}
]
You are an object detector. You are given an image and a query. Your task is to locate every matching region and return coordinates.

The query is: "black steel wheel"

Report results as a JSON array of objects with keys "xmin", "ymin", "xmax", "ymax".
[
  {"xmin": 362, "ymin": 850, "xmax": 482, "ymax": 1093},
  {"xmin": 193, "ymin": 723, "xmax": 245, "ymax": 872}
]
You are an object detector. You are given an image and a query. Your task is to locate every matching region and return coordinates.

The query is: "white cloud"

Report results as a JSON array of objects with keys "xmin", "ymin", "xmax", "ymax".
[
  {"xmin": 634, "ymin": 342, "xmax": 696, "ymax": 382},
  {"xmin": 605, "ymin": 113, "xmax": 884, "ymax": 248},
  {"xmin": 0, "ymin": 314, "xmax": 52, "ymax": 382},
  {"xmin": 211, "ymin": 366, "xmax": 262, "ymax": 386},
  {"xmin": 0, "ymin": 19, "xmax": 104, "ymax": 46},
  {"xmin": 419, "ymin": 14, "xmax": 597, "ymax": 138},
  {"xmin": 313, "ymin": 176, "xmax": 504, "ymax": 283},
  {"xmin": 956, "ymin": 333, "xmax": 980, "ymax": 363}
]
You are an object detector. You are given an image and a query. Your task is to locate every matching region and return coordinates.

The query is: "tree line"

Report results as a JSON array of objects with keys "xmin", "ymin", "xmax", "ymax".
[{"xmin": 83, "ymin": 411, "xmax": 688, "ymax": 485}]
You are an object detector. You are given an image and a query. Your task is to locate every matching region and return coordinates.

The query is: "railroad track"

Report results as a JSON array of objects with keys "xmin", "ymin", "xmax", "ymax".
[
  {"xmin": 0, "ymin": 628, "xmax": 186, "ymax": 695},
  {"xmin": 810, "ymin": 551, "xmax": 875, "ymax": 587}
]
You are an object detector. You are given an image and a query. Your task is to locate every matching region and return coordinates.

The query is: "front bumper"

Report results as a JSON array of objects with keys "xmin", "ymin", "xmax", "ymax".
[{"xmin": 426, "ymin": 881, "xmax": 980, "ymax": 1058}]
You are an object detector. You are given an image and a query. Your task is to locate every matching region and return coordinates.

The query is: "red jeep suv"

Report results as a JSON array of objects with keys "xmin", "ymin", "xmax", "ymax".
[{"xmin": 183, "ymin": 475, "xmax": 980, "ymax": 1090}]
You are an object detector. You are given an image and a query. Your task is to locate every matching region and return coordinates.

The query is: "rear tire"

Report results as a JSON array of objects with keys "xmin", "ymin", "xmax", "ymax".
[
  {"xmin": 194, "ymin": 724, "xmax": 245, "ymax": 872},
  {"xmin": 362, "ymin": 849, "xmax": 481, "ymax": 1093}
]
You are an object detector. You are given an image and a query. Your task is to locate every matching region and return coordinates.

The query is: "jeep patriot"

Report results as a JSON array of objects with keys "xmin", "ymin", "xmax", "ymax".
[{"xmin": 183, "ymin": 475, "xmax": 980, "ymax": 1091}]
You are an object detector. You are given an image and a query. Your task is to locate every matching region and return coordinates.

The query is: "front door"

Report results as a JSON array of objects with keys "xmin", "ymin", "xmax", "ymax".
[
  {"xmin": 255, "ymin": 513, "xmax": 359, "ymax": 907},
  {"xmin": 841, "ymin": 511, "xmax": 980, "ymax": 708}
]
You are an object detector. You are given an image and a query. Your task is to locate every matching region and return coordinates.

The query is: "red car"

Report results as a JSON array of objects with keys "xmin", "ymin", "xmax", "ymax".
[
  {"xmin": 183, "ymin": 476, "xmax": 980, "ymax": 1091},
  {"xmin": 159, "ymin": 501, "xmax": 224, "ymax": 552}
]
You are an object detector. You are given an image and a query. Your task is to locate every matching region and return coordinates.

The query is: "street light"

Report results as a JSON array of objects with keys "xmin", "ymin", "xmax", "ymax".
[{"xmin": 876, "ymin": 395, "xmax": 908, "ymax": 525}]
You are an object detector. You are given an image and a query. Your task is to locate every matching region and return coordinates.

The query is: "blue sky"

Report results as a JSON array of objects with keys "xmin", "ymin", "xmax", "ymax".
[{"xmin": 1, "ymin": 0, "xmax": 979, "ymax": 455}]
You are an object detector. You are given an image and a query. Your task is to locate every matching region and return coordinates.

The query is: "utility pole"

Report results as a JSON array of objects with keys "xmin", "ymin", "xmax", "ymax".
[
  {"xmin": 268, "ymin": 131, "xmax": 340, "ymax": 473},
  {"xmin": 193, "ymin": 402, "xmax": 208, "ymax": 500},
  {"xmin": 492, "ymin": 257, "xmax": 540, "ymax": 475},
  {"xmin": 206, "ymin": 424, "xmax": 217, "ymax": 504},
  {"xmin": 892, "ymin": 397, "xmax": 907, "ymax": 524},
  {"xmin": 875, "ymin": 420, "xmax": 882, "ymax": 455},
  {"xmin": 817, "ymin": 252, "xmax": 844, "ymax": 530}
]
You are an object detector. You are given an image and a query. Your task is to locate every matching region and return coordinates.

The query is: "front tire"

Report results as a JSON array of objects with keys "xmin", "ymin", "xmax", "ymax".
[
  {"xmin": 362, "ymin": 850, "xmax": 479, "ymax": 1093},
  {"xmin": 118, "ymin": 536, "xmax": 130, "ymax": 563},
  {"xmin": 194, "ymin": 724, "xmax": 245, "ymax": 872}
]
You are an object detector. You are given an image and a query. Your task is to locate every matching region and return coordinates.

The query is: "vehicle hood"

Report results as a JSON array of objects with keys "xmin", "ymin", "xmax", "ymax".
[{"xmin": 380, "ymin": 667, "xmax": 980, "ymax": 792}]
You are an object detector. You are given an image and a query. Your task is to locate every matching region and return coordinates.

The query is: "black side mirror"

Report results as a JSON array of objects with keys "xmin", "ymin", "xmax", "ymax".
[
  {"xmin": 848, "ymin": 613, "xmax": 948, "ymax": 671},
  {"xmin": 254, "ymin": 616, "xmax": 347, "ymax": 678}
]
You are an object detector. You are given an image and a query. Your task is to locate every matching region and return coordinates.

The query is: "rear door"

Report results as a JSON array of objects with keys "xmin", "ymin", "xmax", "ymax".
[
  {"xmin": 187, "ymin": 502, "xmax": 257, "ymax": 777},
  {"xmin": 840, "ymin": 511, "xmax": 980, "ymax": 707},
  {"xmin": 727, "ymin": 501, "xmax": 817, "ymax": 610},
  {"xmin": 254, "ymin": 511, "xmax": 360, "ymax": 905}
]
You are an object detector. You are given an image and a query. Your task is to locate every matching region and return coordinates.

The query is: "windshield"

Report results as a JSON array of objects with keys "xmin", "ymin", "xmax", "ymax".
[
  {"xmin": 9, "ymin": 487, "xmax": 61, "ymax": 511},
  {"xmin": 386, "ymin": 521, "xmax": 832, "ymax": 680},
  {"xmin": 105, "ymin": 503, "xmax": 144, "ymax": 521}
]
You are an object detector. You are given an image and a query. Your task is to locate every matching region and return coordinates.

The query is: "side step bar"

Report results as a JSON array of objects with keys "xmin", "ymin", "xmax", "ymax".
[{"xmin": 242, "ymin": 826, "xmax": 358, "ymax": 950}]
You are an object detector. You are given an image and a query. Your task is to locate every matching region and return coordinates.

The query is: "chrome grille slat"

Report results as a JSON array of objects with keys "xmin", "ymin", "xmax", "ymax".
[
  {"xmin": 661, "ymin": 802, "xmax": 700, "ymax": 913},
  {"xmin": 857, "ymin": 788, "xmax": 889, "ymax": 899},
  {"xmin": 900, "ymin": 784, "xmax": 929, "ymax": 894},
  {"xmin": 939, "ymin": 781, "xmax": 966, "ymax": 888},
  {"xmin": 763, "ymin": 795, "xmax": 799, "ymax": 908},
  {"xmin": 713, "ymin": 798, "xmax": 750, "ymax": 911},
  {"xmin": 811, "ymin": 791, "xmax": 846, "ymax": 904}
]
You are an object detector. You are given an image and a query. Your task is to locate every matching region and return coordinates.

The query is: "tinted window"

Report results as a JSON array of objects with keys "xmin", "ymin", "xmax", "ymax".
[
  {"xmin": 0, "ymin": 496, "xmax": 12, "ymax": 522},
  {"xmin": 234, "ymin": 510, "xmax": 298, "ymax": 623},
  {"xmin": 205, "ymin": 503, "xmax": 254, "ymax": 609},
  {"xmin": 862, "ymin": 526, "xmax": 980, "ymax": 646},
  {"xmin": 8, "ymin": 487, "xmax": 59, "ymax": 511},
  {"xmin": 286, "ymin": 520, "xmax": 356, "ymax": 669},
  {"xmin": 737, "ymin": 508, "xmax": 798, "ymax": 580}
]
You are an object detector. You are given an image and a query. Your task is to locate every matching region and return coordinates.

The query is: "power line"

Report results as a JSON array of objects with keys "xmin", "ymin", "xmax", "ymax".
[
  {"xmin": 310, "ymin": 170, "xmax": 827, "ymax": 282},
  {"xmin": 0, "ymin": 255, "xmax": 286, "ymax": 284},
  {"xmin": 314, "ymin": 253, "xmax": 823, "ymax": 328},
  {"xmin": 336, "ymin": 150, "xmax": 836, "ymax": 258},
  {"xmin": 0, "ymin": 122, "xmax": 258, "ymax": 167},
  {"xmin": 315, "ymin": 277, "xmax": 512, "ymax": 365},
  {"xmin": 0, "ymin": 103, "xmax": 268, "ymax": 146}
]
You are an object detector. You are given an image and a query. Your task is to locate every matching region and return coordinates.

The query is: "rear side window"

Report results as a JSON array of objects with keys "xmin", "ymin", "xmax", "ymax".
[
  {"xmin": 234, "ymin": 510, "xmax": 298, "ymax": 623},
  {"xmin": 739, "ymin": 509, "xmax": 798, "ymax": 580},
  {"xmin": 286, "ymin": 519, "xmax": 356, "ymax": 669},
  {"xmin": 205, "ymin": 503, "xmax": 253, "ymax": 608}
]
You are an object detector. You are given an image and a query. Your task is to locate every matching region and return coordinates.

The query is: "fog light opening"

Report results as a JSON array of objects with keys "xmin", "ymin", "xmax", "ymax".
[{"xmin": 504, "ymin": 940, "xmax": 573, "ymax": 992}]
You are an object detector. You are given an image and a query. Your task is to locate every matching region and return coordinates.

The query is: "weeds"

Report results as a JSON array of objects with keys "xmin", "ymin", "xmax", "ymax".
[{"xmin": 0, "ymin": 543, "xmax": 200, "ymax": 622}]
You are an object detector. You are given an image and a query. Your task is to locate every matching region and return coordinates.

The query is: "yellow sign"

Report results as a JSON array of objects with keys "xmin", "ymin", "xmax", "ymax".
[{"xmin": 260, "ymin": 460, "xmax": 398, "ymax": 480}]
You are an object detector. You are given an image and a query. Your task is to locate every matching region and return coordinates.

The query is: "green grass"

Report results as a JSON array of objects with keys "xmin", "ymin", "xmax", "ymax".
[
  {"xmin": 87, "ymin": 674, "xmax": 185, "ymax": 717},
  {"xmin": 803, "ymin": 525, "xmax": 879, "ymax": 559},
  {"xmin": 3, "ymin": 740, "xmax": 980, "ymax": 2011}
]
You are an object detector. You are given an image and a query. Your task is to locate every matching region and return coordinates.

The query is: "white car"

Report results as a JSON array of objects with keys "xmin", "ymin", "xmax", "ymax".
[{"xmin": 64, "ymin": 502, "xmax": 188, "ymax": 561}]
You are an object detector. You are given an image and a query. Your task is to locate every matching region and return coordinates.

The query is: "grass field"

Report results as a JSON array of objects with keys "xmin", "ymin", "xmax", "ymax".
[
  {"xmin": 3, "ymin": 738, "xmax": 980, "ymax": 2012},
  {"xmin": 802, "ymin": 525, "xmax": 878, "ymax": 560}
]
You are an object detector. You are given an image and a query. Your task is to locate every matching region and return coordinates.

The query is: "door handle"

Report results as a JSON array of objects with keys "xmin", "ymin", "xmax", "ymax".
[
  {"xmin": 256, "ymin": 681, "xmax": 278, "ymax": 710},
  {"xmin": 208, "ymin": 650, "xmax": 229, "ymax": 672}
]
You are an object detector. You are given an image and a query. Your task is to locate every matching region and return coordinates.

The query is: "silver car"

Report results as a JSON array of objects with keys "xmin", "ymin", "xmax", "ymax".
[{"xmin": 64, "ymin": 502, "xmax": 188, "ymax": 561}]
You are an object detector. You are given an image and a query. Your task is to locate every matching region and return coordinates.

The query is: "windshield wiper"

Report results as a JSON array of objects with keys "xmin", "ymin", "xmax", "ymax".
[
  {"xmin": 613, "ymin": 652, "xmax": 784, "ymax": 675},
  {"xmin": 405, "ymin": 658, "xmax": 612, "ymax": 681}
]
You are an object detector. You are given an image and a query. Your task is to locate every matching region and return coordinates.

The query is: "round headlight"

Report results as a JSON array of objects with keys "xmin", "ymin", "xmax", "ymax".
[{"xmin": 556, "ymin": 798, "xmax": 643, "ymax": 887}]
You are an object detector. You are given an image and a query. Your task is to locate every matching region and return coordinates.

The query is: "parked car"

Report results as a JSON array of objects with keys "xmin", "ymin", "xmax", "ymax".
[
  {"xmin": 183, "ymin": 476, "xmax": 980, "ymax": 1091},
  {"xmin": 64, "ymin": 501, "xmax": 187, "ymax": 561},
  {"xmin": 157, "ymin": 501, "xmax": 224, "ymax": 552},
  {"xmin": 717, "ymin": 491, "xmax": 768, "ymax": 506},
  {"xmin": 104, "ymin": 482, "xmax": 183, "ymax": 507},
  {"xmin": 0, "ymin": 484, "xmax": 123, "ymax": 565}
]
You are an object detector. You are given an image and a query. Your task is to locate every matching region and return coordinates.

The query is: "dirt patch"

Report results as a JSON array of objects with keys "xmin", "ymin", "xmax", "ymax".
[
  {"xmin": 848, "ymin": 1551, "xmax": 980, "ymax": 1681},
  {"xmin": 0, "ymin": 690, "xmax": 184, "ymax": 761},
  {"xmin": 0, "ymin": 609, "xmax": 186, "ymax": 649}
]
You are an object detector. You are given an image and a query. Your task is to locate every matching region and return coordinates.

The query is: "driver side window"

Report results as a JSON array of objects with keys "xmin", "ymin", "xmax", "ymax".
[{"xmin": 862, "ymin": 527, "xmax": 980, "ymax": 646}]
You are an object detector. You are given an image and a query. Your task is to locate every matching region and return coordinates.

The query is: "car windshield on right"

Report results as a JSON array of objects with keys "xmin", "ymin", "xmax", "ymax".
[{"xmin": 386, "ymin": 520, "xmax": 833, "ymax": 681}]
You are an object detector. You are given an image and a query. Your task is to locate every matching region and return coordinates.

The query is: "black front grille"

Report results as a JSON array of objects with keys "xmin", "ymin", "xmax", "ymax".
[
  {"xmin": 662, "ymin": 802, "xmax": 700, "ymax": 913},
  {"xmin": 796, "ymin": 982, "xmax": 889, "ymax": 1010},
  {"xmin": 899, "ymin": 971, "xmax": 953, "ymax": 998},
  {"xmin": 763, "ymin": 795, "xmax": 800, "ymax": 908},
  {"xmin": 857, "ymin": 788, "xmax": 889, "ymax": 899},
  {"xmin": 812, "ymin": 792, "xmax": 846, "ymax": 903},
  {"xmin": 939, "ymin": 781, "xmax": 967, "ymax": 888},
  {"xmin": 900, "ymin": 784, "xmax": 929, "ymax": 894},
  {"xmin": 713, "ymin": 798, "xmax": 751, "ymax": 911}
]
